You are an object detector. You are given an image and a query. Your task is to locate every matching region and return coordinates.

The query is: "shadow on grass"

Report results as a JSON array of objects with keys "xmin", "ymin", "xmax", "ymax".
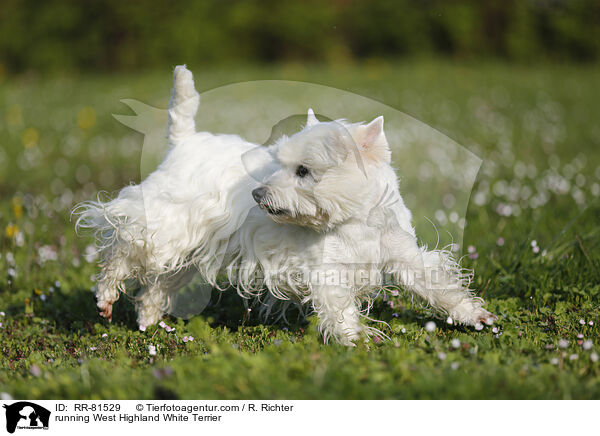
[
  {"xmin": 201, "ymin": 288, "xmax": 458, "ymax": 335},
  {"xmin": 200, "ymin": 287, "xmax": 308, "ymax": 333},
  {"xmin": 22, "ymin": 285, "xmax": 309, "ymax": 336},
  {"xmin": 20, "ymin": 287, "xmax": 139, "ymax": 334},
  {"xmin": 21, "ymin": 282, "xmax": 476, "ymax": 338}
]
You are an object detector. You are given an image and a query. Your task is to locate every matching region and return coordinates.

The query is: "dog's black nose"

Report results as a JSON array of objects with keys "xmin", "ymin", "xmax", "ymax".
[{"xmin": 252, "ymin": 187, "xmax": 267, "ymax": 203}]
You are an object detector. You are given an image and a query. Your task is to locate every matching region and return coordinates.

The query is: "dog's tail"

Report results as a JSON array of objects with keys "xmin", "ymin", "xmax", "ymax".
[{"xmin": 167, "ymin": 65, "xmax": 200, "ymax": 145}]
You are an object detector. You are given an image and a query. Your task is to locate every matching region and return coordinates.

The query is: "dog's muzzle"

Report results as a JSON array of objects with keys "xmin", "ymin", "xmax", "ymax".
[
  {"xmin": 252, "ymin": 187, "xmax": 288, "ymax": 216},
  {"xmin": 252, "ymin": 187, "xmax": 267, "ymax": 203}
]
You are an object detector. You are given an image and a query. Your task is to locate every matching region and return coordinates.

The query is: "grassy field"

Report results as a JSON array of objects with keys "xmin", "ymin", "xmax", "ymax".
[{"xmin": 1, "ymin": 60, "xmax": 599, "ymax": 399}]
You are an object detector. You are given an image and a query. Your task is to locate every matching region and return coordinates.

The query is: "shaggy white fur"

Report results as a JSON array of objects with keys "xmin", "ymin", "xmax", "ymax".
[{"xmin": 74, "ymin": 65, "xmax": 496, "ymax": 346}]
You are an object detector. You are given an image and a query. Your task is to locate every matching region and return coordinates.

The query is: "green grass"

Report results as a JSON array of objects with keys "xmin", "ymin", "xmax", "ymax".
[{"xmin": 1, "ymin": 60, "xmax": 600, "ymax": 399}]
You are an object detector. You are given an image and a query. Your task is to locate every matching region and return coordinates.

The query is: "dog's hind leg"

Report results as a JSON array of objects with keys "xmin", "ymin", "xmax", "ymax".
[
  {"xmin": 97, "ymin": 282, "xmax": 120, "ymax": 322},
  {"xmin": 135, "ymin": 269, "xmax": 196, "ymax": 327},
  {"xmin": 136, "ymin": 280, "xmax": 169, "ymax": 328},
  {"xmin": 96, "ymin": 257, "xmax": 131, "ymax": 322}
]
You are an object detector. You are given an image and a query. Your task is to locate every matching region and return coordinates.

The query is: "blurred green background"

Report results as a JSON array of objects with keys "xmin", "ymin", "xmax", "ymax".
[
  {"xmin": 1, "ymin": 1, "xmax": 600, "ymax": 399},
  {"xmin": 1, "ymin": 0, "xmax": 599, "ymax": 75}
]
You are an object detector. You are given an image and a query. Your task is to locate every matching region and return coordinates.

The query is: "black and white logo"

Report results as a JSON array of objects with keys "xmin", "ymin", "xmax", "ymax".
[{"xmin": 2, "ymin": 402, "xmax": 50, "ymax": 433}]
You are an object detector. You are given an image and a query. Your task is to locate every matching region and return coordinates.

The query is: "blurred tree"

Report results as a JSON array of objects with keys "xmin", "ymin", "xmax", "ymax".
[{"xmin": 0, "ymin": 0, "xmax": 598, "ymax": 74}]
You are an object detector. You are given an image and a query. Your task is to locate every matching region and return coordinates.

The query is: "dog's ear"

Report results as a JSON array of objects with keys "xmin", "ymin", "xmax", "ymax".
[
  {"xmin": 356, "ymin": 116, "xmax": 391, "ymax": 164},
  {"xmin": 306, "ymin": 108, "xmax": 319, "ymax": 127}
]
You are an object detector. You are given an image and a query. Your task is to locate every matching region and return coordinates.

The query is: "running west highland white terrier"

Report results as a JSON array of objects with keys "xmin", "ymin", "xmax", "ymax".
[{"xmin": 75, "ymin": 65, "xmax": 496, "ymax": 345}]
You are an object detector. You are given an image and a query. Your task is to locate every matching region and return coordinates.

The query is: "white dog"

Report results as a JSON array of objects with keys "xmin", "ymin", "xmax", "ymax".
[{"xmin": 75, "ymin": 65, "xmax": 496, "ymax": 345}]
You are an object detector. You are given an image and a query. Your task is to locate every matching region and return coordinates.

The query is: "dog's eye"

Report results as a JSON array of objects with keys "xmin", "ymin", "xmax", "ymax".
[{"xmin": 295, "ymin": 165, "xmax": 310, "ymax": 178}]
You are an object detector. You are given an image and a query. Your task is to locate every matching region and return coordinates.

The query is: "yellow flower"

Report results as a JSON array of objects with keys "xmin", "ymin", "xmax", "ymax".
[
  {"xmin": 12, "ymin": 197, "xmax": 23, "ymax": 219},
  {"xmin": 21, "ymin": 127, "xmax": 39, "ymax": 148},
  {"xmin": 5, "ymin": 224, "xmax": 18, "ymax": 239},
  {"xmin": 25, "ymin": 297, "xmax": 33, "ymax": 314},
  {"xmin": 34, "ymin": 288, "xmax": 42, "ymax": 295},
  {"xmin": 77, "ymin": 107, "xmax": 96, "ymax": 130}
]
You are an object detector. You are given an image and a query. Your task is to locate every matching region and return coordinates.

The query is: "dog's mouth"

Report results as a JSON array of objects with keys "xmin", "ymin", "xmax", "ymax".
[{"xmin": 263, "ymin": 205, "xmax": 289, "ymax": 216}]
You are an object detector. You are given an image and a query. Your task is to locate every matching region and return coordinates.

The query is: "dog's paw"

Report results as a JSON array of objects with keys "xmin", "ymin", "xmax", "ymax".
[
  {"xmin": 97, "ymin": 300, "xmax": 114, "ymax": 322},
  {"xmin": 478, "ymin": 311, "xmax": 498, "ymax": 325},
  {"xmin": 472, "ymin": 309, "xmax": 497, "ymax": 330},
  {"xmin": 452, "ymin": 304, "xmax": 497, "ymax": 330}
]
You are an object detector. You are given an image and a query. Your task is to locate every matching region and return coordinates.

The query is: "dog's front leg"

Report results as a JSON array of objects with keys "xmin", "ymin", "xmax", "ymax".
[
  {"xmin": 384, "ymin": 229, "xmax": 496, "ymax": 327},
  {"xmin": 309, "ymin": 284, "xmax": 363, "ymax": 346}
]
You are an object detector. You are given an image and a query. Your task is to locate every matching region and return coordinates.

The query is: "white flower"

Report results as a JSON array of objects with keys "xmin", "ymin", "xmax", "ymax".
[
  {"xmin": 450, "ymin": 362, "xmax": 459, "ymax": 370},
  {"xmin": 579, "ymin": 319, "xmax": 585, "ymax": 325},
  {"xmin": 38, "ymin": 245, "xmax": 58, "ymax": 263},
  {"xmin": 83, "ymin": 244, "xmax": 99, "ymax": 263},
  {"xmin": 401, "ymin": 328, "xmax": 406, "ymax": 334},
  {"xmin": 558, "ymin": 339, "xmax": 569, "ymax": 349},
  {"xmin": 583, "ymin": 340, "xmax": 593, "ymax": 351},
  {"xmin": 0, "ymin": 312, "xmax": 5, "ymax": 316},
  {"xmin": 159, "ymin": 321, "xmax": 166, "ymax": 328},
  {"xmin": 475, "ymin": 323, "xmax": 484, "ymax": 331},
  {"xmin": 446, "ymin": 317, "xmax": 453, "ymax": 325},
  {"xmin": 591, "ymin": 352, "xmax": 599, "ymax": 363},
  {"xmin": 437, "ymin": 352, "xmax": 446, "ymax": 361},
  {"xmin": 569, "ymin": 354, "xmax": 578, "ymax": 361},
  {"xmin": 0, "ymin": 392, "xmax": 13, "ymax": 401},
  {"xmin": 550, "ymin": 357, "xmax": 559, "ymax": 365},
  {"xmin": 89, "ymin": 347, "xmax": 97, "ymax": 351},
  {"xmin": 451, "ymin": 339, "xmax": 461, "ymax": 349},
  {"xmin": 492, "ymin": 327, "xmax": 499, "ymax": 333},
  {"xmin": 5, "ymin": 252, "xmax": 15, "ymax": 266},
  {"xmin": 139, "ymin": 325, "xmax": 147, "ymax": 332},
  {"xmin": 148, "ymin": 344, "xmax": 157, "ymax": 356},
  {"xmin": 589, "ymin": 321, "xmax": 594, "ymax": 326},
  {"xmin": 425, "ymin": 321, "xmax": 436, "ymax": 332}
]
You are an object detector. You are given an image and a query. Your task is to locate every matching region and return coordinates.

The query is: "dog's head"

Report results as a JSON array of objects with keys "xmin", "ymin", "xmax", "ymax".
[{"xmin": 252, "ymin": 109, "xmax": 393, "ymax": 231}]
